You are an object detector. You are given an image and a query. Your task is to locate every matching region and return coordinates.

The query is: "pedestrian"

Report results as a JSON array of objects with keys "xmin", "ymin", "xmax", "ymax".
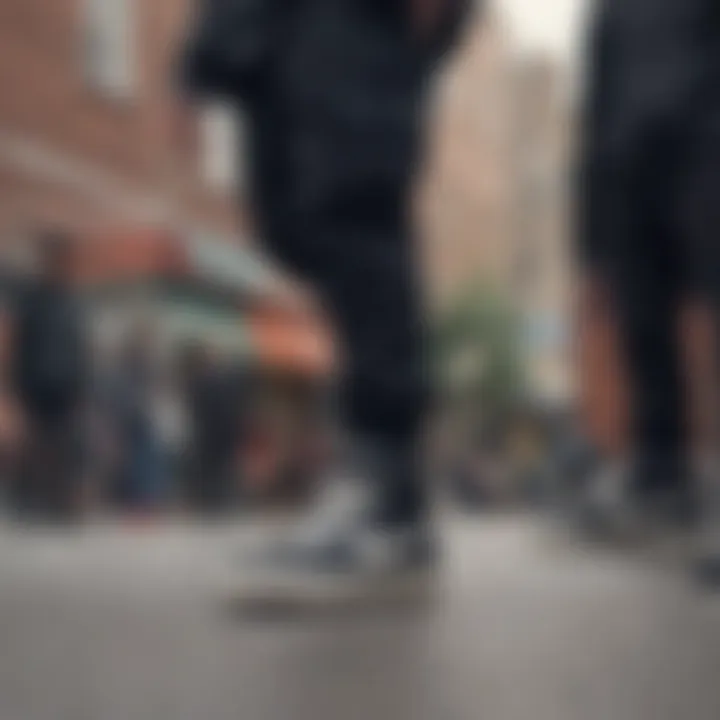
[
  {"xmin": 10, "ymin": 231, "xmax": 89, "ymax": 522},
  {"xmin": 181, "ymin": 0, "xmax": 474, "ymax": 604},
  {"xmin": 151, "ymin": 359, "xmax": 189, "ymax": 513},
  {"xmin": 578, "ymin": 0, "xmax": 720, "ymax": 548},
  {"xmin": 185, "ymin": 346, "xmax": 245, "ymax": 515},
  {"xmin": 110, "ymin": 326, "xmax": 167, "ymax": 515}
]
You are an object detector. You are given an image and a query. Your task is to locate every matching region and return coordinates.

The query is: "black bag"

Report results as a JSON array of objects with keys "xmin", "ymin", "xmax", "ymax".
[{"xmin": 180, "ymin": 0, "xmax": 280, "ymax": 104}]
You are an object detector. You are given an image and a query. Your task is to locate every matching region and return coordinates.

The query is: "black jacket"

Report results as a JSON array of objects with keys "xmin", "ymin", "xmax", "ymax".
[
  {"xmin": 13, "ymin": 280, "xmax": 88, "ymax": 419},
  {"xmin": 578, "ymin": 0, "xmax": 720, "ymax": 269},
  {"xmin": 182, "ymin": 0, "xmax": 473, "ymax": 269}
]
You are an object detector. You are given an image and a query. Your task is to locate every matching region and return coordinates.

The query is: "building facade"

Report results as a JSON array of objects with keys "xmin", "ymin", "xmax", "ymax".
[
  {"xmin": 0, "ymin": 0, "xmax": 335, "ymax": 374},
  {"xmin": 422, "ymin": 14, "xmax": 517, "ymax": 308},
  {"xmin": 510, "ymin": 54, "xmax": 573, "ymax": 405},
  {"xmin": 423, "ymin": 14, "xmax": 573, "ymax": 406},
  {"xmin": 423, "ymin": 17, "xmax": 513, "ymax": 306},
  {"xmin": 0, "ymin": 0, "xmax": 244, "ymax": 243}
]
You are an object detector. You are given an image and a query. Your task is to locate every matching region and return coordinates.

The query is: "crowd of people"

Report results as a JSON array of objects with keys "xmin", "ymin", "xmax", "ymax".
[{"xmin": 0, "ymin": 232, "xmax": 255, "ymax": 523}]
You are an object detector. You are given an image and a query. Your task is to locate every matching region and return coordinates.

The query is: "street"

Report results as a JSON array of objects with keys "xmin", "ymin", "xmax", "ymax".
[{"xmin": 1, "ymin": 515, "xmax": 720, "ymax": 720}]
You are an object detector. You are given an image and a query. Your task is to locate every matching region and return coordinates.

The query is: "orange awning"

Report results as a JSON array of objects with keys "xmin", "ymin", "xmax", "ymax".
[
  {"xmin": 249, "ymin": 303, "xmax": 335, "ymax": 377},
  {"xmin": 74, "ymin": 229, "xmax": 188, "ymax": 285}
]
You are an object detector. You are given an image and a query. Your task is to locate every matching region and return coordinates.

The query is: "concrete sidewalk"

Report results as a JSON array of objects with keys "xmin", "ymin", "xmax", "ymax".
[{"xmin": 0, "ymin": 515, "xmax": 719, "ymax": 720}]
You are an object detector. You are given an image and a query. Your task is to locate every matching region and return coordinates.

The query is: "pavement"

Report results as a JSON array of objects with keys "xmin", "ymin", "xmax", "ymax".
[{"xmin": 1, "ymin": 514, "xmax": 720, "ymax": 720}]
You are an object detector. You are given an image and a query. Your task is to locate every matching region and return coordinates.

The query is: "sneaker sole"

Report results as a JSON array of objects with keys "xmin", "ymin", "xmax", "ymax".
[{"xmin": 227, "ymin": 567, "xmax": 439, "ymax": 616}]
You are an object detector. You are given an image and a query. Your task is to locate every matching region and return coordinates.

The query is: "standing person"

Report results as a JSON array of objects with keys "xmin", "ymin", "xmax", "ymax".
[
  {"xmin": 10, "ymin": 232, "xmax": 89, "ymax": 522},
  {"xmin": 185, "ymin": 347, "xmax": 245, "ymax": 515},
  {"xmin": 151, "ymin": 359, "xmax": 189, "ymax": 512},
  {"xmin": 181, "ymin": 0, "xmax": 474, "ymax": 603},
  {"xmin": 578, "ymin": 0, "xmax": 720, "ymax": 536},
  {"xmin": 110, "ymin": 327, "xmax": 166, "ymax": 514}
]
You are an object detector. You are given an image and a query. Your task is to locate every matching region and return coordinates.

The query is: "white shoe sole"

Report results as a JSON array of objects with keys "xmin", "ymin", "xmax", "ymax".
[{"xmin": 228, "ymin": 566, "xmax": 439, "ymax": 614}]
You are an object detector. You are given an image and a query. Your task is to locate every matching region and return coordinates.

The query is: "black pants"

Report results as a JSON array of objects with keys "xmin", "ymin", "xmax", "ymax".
[
  {"xmin": 600, "ymin": 119, "xmax": 720, "ymax": 484},
  {"xmin": 266, "ymin": 219, "xmax": 429, "ymax": 520},
  {"xmin": 12, "ymin": 410, "xmax": 82, "ymax": 520},
  {"xmin": 186, "ymin": 444, "xmax": 237, "ymax": 514},
  {"xmin": 323, "ymin": 229, "xmax": 428, "ymax": 447},
  {"xmin": 272, "ymin": 219, "xmax": 429, "ymax": 447}
]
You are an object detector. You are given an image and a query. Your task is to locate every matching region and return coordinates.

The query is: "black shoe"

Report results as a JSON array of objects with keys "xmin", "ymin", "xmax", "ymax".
[
  {"xmin": 694, "ymin": 556, "xmax": 720, "ymax": 588},
  {"xmin": 692, "ymin": 457, "xmax": 720, "ymax": 588},
  {"xmin": 233, "ymin": 444, "xmax": 436, "ymax": 610},
  {"xmin": 576, "ymin": 456, "xmax": 697, "ymax": 543},
  {"xmin": 636, "ymin": 482, "xmax": 699, "ymax": 532},
  {"xmin": 573, "ymin": 459, "xmax": 629, "ymax": 540}
]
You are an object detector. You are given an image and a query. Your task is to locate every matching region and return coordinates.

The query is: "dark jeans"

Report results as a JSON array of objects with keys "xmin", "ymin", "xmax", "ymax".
[
  {"xmin": 13, "ymin": 410, "xmax": 82, "ymax": 520},
  {"xmin": 113, "ymin": 424, "xmax": 168, "ymax": 511}
]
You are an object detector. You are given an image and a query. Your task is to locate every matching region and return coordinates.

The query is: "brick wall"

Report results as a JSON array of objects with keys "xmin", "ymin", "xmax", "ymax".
[
  {"xmin": 423, "ymin": 17, "xmax": 516, "ymax": 307},
  {"xmin": 0, "ymin": 0, "xmax": 239, "ymax": 244}
]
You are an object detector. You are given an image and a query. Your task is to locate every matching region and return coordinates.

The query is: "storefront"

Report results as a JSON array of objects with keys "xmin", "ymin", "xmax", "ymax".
[
  {"xmin": 242, "ymin": 300, "xmax": 336, "ymax": 498},
  {"xmin": 77, "ymin": 229, "xmax": 253, "ymax": 361},
  {"xmin": 2, "ymin": 226, "xmax": 336, "ymax": 498}
]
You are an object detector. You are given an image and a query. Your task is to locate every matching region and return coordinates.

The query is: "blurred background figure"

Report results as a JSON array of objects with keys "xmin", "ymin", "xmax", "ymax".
[
  {"xmin": 109, "ymin": 324, "xmax": 168, "ymax": 516},
  {"xmin": 184, "ymin": 344, "xmax": 246, "ymax": 516},
  {"xmin": 0, "ymin": 304, "xmax": 22, "ymax": 511},
  {"xmin": 577, "ymin": 0, "xmax": 720, "ymax": 542},
  {"xmin": 9, "ymin": 231, "xmax": 89, "ymax": 523},
  {"xmin": 151, "ymin": 356, "xmax": 190, "ymax": 514}
]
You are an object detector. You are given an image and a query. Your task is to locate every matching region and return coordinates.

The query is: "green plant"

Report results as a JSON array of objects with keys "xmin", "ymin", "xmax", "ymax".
[{"xmin": 433, "ymin": 283, "xmax": 526, "ymax": 425}]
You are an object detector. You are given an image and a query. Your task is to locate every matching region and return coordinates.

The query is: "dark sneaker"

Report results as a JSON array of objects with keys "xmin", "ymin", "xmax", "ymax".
[
  {"xmin": 232, "ymin": 436, "xmax": 437, "ymax": 611},
  {"xmin": 639, "ymin": 482, "xmax": 698, "ymax": 531},
  {"xmin": 576, "ymin": 457, "xmax": 697, "ymax": 544},
  {"xmin": 237, "ymin": 530, "xmax": 436, "ymax": 611},
  {"xmin": 693, "ymin": 457, "xmax": 720, "ymax": 588},
  {"xmin": 232, "ymin": 469, "xmax": 437, "ymax": 611},
  {"xmin": 633, "ymin": 453, "xmax": 698, "ymax": 530},
  {"xmin": 574, "ymin": 460, "xmax": 633, "ymax": 540}
]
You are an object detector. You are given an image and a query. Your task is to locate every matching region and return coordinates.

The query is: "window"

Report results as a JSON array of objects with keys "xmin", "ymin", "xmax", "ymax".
[
  {"xmin": 84, "ymin": 0, "xmax": 135, "ymax": 98},
  {"xmin": 200, "ymin": 103, "xmax": 244, "ymax": 193}
]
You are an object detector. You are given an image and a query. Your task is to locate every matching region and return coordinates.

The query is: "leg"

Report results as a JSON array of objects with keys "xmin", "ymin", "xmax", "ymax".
[
  {"xmin": 612, "ymin": 130, "xmax": 687, "ymax": 491},
  {"xmin": 12, "ymin": 414, "xmax": 43, "ymax": 518},
  {"xmin": 680, "ymin": 107, "xmax": 720, "ymax": 582},
  {"xmin": 232, "ymin": 227, "xmax": 435, "ymax": 608},
  {"xmin": 318, "ymin": 228, "xmax": 430, "ymax": 524},
  {"xmin": 45, "ymin": 416, "xmax": 82, "ymax": 520}
]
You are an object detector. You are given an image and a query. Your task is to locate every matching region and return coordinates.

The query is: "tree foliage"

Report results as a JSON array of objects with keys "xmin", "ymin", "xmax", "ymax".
[{"xmin": 433, "ymin": 284, "xmax": 526, "ymax": 422}]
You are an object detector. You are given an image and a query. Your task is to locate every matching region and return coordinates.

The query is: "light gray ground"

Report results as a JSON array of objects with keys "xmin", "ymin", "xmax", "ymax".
[{"xmin": 1, "ymin": 515, "xmax": 719, "ymax": 720}]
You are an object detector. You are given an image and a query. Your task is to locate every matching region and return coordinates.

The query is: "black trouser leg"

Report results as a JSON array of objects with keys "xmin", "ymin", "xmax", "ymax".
[
  {"xmin": 17, "ymin": 413, "xmax": 80, "ymax": 520},
  {"xmin": 683, "ymin": 110, "xmax": 720, "ymax": 451},
  {"xmin": 612, "ymin": 134, "xmax": 687, "ymax": 488},
  {"xmin": 324, "ymin": 236, "xmax": 427, "ymax": 446},
  {"xmin": 281, "ymin": 224, "xmax": 430, "ymax": 523}
]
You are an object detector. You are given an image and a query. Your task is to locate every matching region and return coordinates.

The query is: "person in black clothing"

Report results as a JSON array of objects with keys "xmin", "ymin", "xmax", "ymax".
[
  {"xmin": 181, "ymin": 0, "xmax": 473, "ymax": 603},
  {"xmin": 11, "ymin": 232, "xmax": 89, "ymax": 521},
  {"xmin": 108, "ymin": 326, "xmax": 167, "ymax": 512},
  {"xmin": 578, "ymin": 0, "xmax": 720, "ymax": 534},
  {"xmin": 185, "ymin": 347, "xmax": 246, "ymax": 515}
]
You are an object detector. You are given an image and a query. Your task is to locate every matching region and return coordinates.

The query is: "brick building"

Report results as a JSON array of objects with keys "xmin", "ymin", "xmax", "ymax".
[
  {"xmin": 0, "ymin": 0, "xmax": 333, "ymax": 373},
  {"xmin": 424, "ymin": 17, "xmax": 574, "ymax": 407},
  {"xmin": 510, "ymin": 55, "xmax": 572, "ymax": 405},
  {"xmin": 0, "ymin": 0, "xmax": 244, "ymax": 244},
  {"xmin": 423, "ymin": 14, "xmax": 516, "ymax": 308}
]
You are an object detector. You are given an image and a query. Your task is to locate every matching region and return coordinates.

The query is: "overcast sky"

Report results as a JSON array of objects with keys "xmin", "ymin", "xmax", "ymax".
[{"xmin": 496, "ymin": 0, "xmax": 589, "ymax": 61}]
